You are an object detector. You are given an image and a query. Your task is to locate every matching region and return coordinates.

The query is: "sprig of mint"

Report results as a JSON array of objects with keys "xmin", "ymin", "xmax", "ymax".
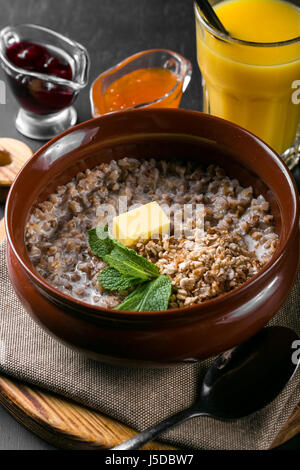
[
  {"xmin": 88, "ymin": 226, "xmax": 172, "ymax": 311},
  {"xmin": 89, "ymin": 226, "xmax": 160, "ymax": 280}
]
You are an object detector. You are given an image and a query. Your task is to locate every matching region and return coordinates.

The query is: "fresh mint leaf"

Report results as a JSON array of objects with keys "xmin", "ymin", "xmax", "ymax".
[
  {"xmin": 108, "ymin": 245, "xmax": 160, "ymax": 279},
  {"xmin": 115, "ymin": 275, "xmax": 172, "ymax": 312},
  {"xmin": 88, "ymin": 227, "xmax": 113, "ymax": 258},
  {"xmin": 104, "ymin": 254, "xmax": 150, "ymax": 281},
  {"xmin": 137, "ymin": 275, "xmax": 172, "ymax": 311},
  {"xmin": 97, "ymin": 268, "xmax": 141, "ymax": 291},
  {"xmin": 114, "ymin": 283, "xmax": 150, "ymax": 311}
]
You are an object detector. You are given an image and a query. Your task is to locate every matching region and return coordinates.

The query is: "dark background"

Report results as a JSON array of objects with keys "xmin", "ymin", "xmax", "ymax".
[
  {"xmin": 0, "ymin": 0, "xmax": 203, "ymax": 221},
  {"xmin": 0, "ymin": 0, "xmax": 299, "ymax": 450}
]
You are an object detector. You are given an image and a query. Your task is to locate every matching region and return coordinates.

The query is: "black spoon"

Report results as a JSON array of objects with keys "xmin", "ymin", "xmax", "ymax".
[
  {"xmin": 112, "ymin": 326, "xmax": 299, "ymax": 450},
  {"xmin": 195, "ymin": 0, "xmax": 229, "ymax": 35}
]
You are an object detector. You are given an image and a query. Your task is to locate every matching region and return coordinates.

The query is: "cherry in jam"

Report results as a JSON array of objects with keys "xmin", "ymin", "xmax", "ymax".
[
  {"xmin": 6, "ymin": 41, "xmax": 74, "ymax": 115},
  {"xmin": 6, "ymin": 41, "xmax": 72, "ymax": 79}
]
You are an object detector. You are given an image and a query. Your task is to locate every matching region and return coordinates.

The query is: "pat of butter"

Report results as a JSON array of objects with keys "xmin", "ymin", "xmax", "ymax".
[{"xmin": 113, "ymin": 201, "xmax": 170, "ymax": 247}]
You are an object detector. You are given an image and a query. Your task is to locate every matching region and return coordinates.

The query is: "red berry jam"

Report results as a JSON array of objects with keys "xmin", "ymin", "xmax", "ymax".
[{"xmin": 5, "ymin": 41, "xmax": 74, "ymax": 115}]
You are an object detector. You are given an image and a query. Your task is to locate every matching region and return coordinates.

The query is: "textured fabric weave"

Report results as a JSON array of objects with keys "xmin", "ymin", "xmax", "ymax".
[{"xmin": 0, "ymin": 240, "xmax": 299, "ymax": 450}]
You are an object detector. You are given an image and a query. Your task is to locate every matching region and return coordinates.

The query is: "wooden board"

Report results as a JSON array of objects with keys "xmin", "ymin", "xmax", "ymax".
[
  {"xmin": 0, "ymin": 139, "xmax": 33, "ymax": 203},
  {"xmin": 0, "ymin": 375, "xmax": 174, "ymax": 450},
  {"xmin": 0, "ymin": 218, "xmax": 299, "ymax": 449},
  {"xmin": 0, "ymin": 138, "xmax": 33, "ymax": 187}
]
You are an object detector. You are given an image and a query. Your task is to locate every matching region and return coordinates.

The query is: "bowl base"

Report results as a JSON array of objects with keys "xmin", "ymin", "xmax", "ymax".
[{"xmin": 15, "ymin": 106, "xmax": 77, "ymax": 141}]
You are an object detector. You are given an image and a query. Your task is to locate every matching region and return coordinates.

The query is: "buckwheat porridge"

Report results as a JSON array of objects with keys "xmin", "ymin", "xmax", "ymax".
[{"xmin": 25, "ymin": 157, "xmax": 278, "ymax": 309}]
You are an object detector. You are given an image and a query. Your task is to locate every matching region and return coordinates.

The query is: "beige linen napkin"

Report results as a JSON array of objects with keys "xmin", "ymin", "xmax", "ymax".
[{"xmin": 0, "ymin": 239, "xmax": 299, "ymax": 450}]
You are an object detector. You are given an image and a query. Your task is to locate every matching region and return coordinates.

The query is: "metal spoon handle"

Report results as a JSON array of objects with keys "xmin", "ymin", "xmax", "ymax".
[
  {"xmin": 111, "ymin": 405, "xmax": 202, "ymax": 450},
  {"xmin": 195, "ymin": 0, "xmax": 228, "ymax": 34}
]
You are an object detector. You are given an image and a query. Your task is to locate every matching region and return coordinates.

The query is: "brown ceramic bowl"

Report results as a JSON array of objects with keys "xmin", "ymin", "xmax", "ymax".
[{"xmin": 5, "ymin": 109, "xmax": 300, "ymax": 367}]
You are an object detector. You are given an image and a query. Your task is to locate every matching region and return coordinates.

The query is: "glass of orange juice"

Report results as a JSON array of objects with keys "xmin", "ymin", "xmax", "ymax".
[{"xmin": 194, "ymin": 0, "xmax": 300, "ymax": 168}]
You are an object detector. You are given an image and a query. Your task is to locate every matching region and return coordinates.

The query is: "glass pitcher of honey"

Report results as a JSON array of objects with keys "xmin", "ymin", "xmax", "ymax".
[{"xmin": 90, "ymin": 49, "xmax": 192, "ymax": 117}]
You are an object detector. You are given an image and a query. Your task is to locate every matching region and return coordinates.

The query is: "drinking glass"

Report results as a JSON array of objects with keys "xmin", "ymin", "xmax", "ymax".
[{"xmin": 194, "ymin": 1, "xmax": 300, "ymax": 169}]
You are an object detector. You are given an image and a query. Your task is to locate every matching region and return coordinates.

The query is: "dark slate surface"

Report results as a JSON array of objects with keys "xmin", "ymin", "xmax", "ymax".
[
  {"xmin": 0, "ymin": 0, "xmax": 203, "ymax": 217},
  {"xmin": 0, "ymin": 0, "xmax": 202, "ymax": 151},
  {"xmin": 0, "ymin": 0, "xmax": 299, "ymax": 450}
]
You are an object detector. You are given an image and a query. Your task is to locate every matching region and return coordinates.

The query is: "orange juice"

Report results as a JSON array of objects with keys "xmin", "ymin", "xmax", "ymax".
[{"xmin": 195, "ymin": 0, "xmax": 300, "ymax": 154}]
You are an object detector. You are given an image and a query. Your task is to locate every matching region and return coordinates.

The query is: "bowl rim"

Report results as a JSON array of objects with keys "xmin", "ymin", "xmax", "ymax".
[{"xmin": 5, "ymin": 108, "xmax": 300, "ymax": 321}]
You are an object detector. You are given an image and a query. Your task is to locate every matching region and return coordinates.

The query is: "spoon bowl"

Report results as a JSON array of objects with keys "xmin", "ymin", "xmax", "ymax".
[
  {"xmin": 112, "ymin": 326, "xmax": 299, "ymax": 449},
  {"xmin": 200, "ymin": 326, "xmax": 299, "ymax": 420}
]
